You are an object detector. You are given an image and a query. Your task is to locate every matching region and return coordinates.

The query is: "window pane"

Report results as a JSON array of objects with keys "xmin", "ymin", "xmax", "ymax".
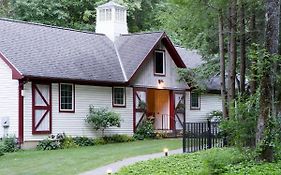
[
  {"xmin": 191, "ymin": 93, "xmax": 199, "ymax": 108},
  {"xmin": 155, "ymin": 52, "xmax": 164, "ymax": 74},
  {"xmin": 113, "ymin": 87, "xmax": 125, "ymax": 106},
  {"xmin": 60, "ymin": 84, "xmax": 73, "ymax": 110}
]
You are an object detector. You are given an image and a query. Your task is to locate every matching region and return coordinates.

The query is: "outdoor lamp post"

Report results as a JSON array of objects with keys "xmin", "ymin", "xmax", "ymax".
[
  {"xmin": 163, "ymin": 148, "xmax": 169, "ymax": 156},
  {"xmin": 106, "ymin": 169, "xmax": 112, "ymax": 175}
]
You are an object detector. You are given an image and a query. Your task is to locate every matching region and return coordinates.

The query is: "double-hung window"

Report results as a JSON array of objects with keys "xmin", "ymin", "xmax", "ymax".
[
  {"xmin": 190, "ymin": 92, "xmax": 200, "ymax": 110},
  {"xmin": 113, "ymin": 87, "xmax": 126, "ymax": 107},
  {"xmin": 59, "ymin": 83, "xmax": 74, "ymax": 112},
  {"xmin": 154, "ymin": 50, "xmax": 166, "ymax": 75}
]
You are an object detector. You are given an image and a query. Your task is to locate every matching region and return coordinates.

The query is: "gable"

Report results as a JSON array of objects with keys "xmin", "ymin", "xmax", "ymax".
[{"xmin": 129, "ymin": 42, "xmax": 187, "ymax": 90}]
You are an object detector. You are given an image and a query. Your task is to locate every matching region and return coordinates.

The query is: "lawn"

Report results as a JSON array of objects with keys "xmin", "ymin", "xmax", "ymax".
[
  {"xmin": 0, "ymin": 139, "xmax": 181, "ymax": 175},
  {"xmin": 116, "ymin": 147, "xmax": 281, "ymax": 175}
]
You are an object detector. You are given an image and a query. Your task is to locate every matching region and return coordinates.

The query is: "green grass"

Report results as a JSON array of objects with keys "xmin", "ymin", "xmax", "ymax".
[
  {"xmin": 116, "ymin": 148, "xmax": 281, "ymax": 175},
  {"xmin": 0, "ymin": 139, "xmax": 181, "ymax": 175}
]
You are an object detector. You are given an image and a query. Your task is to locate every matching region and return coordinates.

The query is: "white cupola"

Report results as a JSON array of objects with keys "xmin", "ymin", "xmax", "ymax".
[{"xmin": 96, "ymin": 1, "xmax": 128, "ymax": 41}]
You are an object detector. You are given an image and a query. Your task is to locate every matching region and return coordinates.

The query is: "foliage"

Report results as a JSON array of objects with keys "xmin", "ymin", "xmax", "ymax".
[
  {"xmin": 220, "ymin": 94, "xmax": 259, "ymax": 147},
  {"xmin": 102, "ymin": 134, "xmax": 135, "ymax": 143},
  {"xmin": 61, "ymin": 136, "xmax": 79, "ymax": 149},
  {"xmin": 134, "ymin": 120, "xmax": 155, "ymax": 140},
  {"xmin": 116, "ymin": 148, "xmax": 281, "ymax": 175},
  {"xmin": 73, "ymin": 136, "xmax": 94, "ymax": 147},
  {"xmin": 85, "ymin": 106, "xmax": 121, "ymax": 136},
  {"xmin": 137, "ymin": 100, "xmax": 147, "ymax": 110},
  {"xmin": 0, "ymin": 136, "xmax": 18, "ymax": 153},
  {"xmin": 37, "ymin": 138, "xmax": 61, "ymax": 151}
]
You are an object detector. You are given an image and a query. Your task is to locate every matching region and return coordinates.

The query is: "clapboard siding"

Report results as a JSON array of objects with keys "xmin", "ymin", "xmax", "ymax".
[
  {"xmin": 186, "ymin": 92, "xmax": 222, "ymax": 122},
  {"xmin": 23, "ymin": 83, "xmax": 133, "ymax": 141},
  {"xmin": 0, "ymin": 59, "xmax": 18, "ymax": 138},
  {"xmin": 131, "ymin": 43, "xmax": 187, "ymax": 90}
]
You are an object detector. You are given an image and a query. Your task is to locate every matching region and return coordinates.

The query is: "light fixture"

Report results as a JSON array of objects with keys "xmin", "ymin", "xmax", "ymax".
[
  {"xmin": 106, "ymin": 169, "xmax": 112, "ymax": 175},
  {"xmin": 163, "ymin": 148, "xmax": 169, "ymax": 156},
  {"xmin": 158, "ymin": 79, "xmax": 164, "ymax": 89}
]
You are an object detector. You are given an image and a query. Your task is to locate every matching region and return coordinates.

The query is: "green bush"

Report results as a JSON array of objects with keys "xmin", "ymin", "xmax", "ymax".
[
  {"xmin": 73, "ymin": 136, "xmax": 94, "ymax": 147},
  {"xmin": 1, "ymin": 136, "xmax": 18, "ymax": 153},
  {"xmin": 61, "ymin": 136, "xmax": 78, "ymax": 149},
  {"xmin": 103, "ymin": 134, "xmax": 135, "ymax": 143},
  {"xmin": 37, "ymin": 139, "xmax": 61, "ymax": 150},
  {"xmin": 85, "ymin": 106, "xmax": 121, "ymax": 136},
  {"xmin": 134, "ymin": 120, "xmax": 155, "ymax": 139},
  {"xmin": 0, "ymin": 142, "xmax": 4, "ymax": 156},
  {"xmin": 93, "ymin": 138, "xmax": 107, "ymax": 145}
]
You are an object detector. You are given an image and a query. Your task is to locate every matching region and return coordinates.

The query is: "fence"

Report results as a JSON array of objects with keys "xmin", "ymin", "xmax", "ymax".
[{"xmin": 183, "ymin": 120, "xmax": 224, "ymax": 153}]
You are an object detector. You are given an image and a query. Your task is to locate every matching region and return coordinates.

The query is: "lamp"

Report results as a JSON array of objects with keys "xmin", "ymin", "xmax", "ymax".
[
  {"xmin": 163, "ymin": 148, "xmax": 169, "ymax": 156},
  {"xmin": 106, "ymin": 169, "xmax": 112, "ymax": 175},
  {"xmin": 158, "ymin": 79, "xmax": 164, "ymax": 89}
]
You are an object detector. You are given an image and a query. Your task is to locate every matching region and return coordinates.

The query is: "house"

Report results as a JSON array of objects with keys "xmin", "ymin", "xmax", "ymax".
[{"xmin": 0, "ymin": 1, "xmax": 222, "ymax": 147}]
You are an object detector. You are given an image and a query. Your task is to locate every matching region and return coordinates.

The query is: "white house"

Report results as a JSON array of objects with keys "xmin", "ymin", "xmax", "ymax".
[{"xmin": 0, "ymin": 1, "xmax": 222, "ymax": 147}]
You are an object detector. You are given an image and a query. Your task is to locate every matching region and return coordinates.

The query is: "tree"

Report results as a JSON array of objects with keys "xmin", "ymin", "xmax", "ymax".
[
  {"xmin": 86, "ymin": 106, "xmax": 121, "ymax": 137},
  {"xmin": 256, "ymin": 0, "xmax": 280, "ymax": 162}
]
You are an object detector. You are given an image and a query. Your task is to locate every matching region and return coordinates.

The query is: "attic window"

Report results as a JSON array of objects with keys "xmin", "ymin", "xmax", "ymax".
[
  {"xmin": 154, "ymin": 50, "xmax": 166, "ymax": 76},
  {"xmin": 99, "ymin": 9, "xmax": 112, "ymax": 21}
]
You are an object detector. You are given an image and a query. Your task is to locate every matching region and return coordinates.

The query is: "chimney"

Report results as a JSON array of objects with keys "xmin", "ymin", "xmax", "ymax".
[{"xmin": 96, "ymin": 1, "xmax": 128, "ymax": 41}]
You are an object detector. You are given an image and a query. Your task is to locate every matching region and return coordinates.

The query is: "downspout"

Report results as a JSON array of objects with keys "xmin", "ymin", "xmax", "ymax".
[{"xmin": 18, "ymin": 80, "xmax": 24, "ymax": 145}]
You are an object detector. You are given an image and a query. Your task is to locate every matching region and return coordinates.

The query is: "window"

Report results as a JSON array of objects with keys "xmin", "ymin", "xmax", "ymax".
[
  {"xmin": 113, "ymin": 87, "xmax": 126, "ymax": 107},
  {"xmin": 59, "ymin": 83, "xmax": 74, "ymax": 112},
  {"xmin": 190, "ymin": 92, "xmax": 200, "ymax": 110},
  {"xmin": 99, "ymin": 9, "xmax": 112, "ymax": 21},
  {"xmin": 116, "ymin": 8, "xmax": 125, "ymax": 21},
  {"xmin": 154, "ymin": 50, "xmax": 165, "ymax": 75}
]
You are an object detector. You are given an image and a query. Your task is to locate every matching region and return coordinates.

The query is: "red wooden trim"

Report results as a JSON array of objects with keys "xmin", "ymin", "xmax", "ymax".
[
  {"xmin": 133, "ymin": 87, "xmax": 147, "ymax": 132},
  {"xmin": 112, "ymin": 87, "xmax": 126, "ymax": 108},
  {"xmin": 18, "ymin": 81, "xmax": 24, "ymax": 144},
  {"xmin": 59, "ymin": 83, "xmax": 75, "ymax": 113},
  {"xmin": 32, "ymin": 83, "xmax": 52, "ymax": 135},
  {"xmin": 35, "ymin": 110, "xmax": 49, "ymax": 130},
  {"xmin": 0, "ymin": 51, "xmax": 22, "ymax": 79},
  {"xmin": 170, "ymin": 91, "xmax": 175, "ymax": 130},
  {"xmin": 34, "ymin": 85, "xmax": 49, "ymax": 106}
]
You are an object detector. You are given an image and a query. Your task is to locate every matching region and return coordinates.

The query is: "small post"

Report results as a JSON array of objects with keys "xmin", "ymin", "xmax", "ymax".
[
  {"xmin": 106, "ymin": 169, "xmax": 112, "ymax": 175},
  {"xmin": 207, "ymin": 119, "xmax": 212, "ymax": 149},
  {"xmin": 163, "ymin": 148, "xmax": 169, "ymax": 156},
  {"xmin": 183, "ymin": 121, "xmax": 186, "ymax": 153}
]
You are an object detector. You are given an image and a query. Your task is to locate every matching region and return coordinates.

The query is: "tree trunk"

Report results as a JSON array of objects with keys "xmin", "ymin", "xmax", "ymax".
[
  {"xmin": 219, "ymin": 10, "xmax": 228, "ymax": 119},
  {"xmin": 227, "ymin": 0, "xmax": 237, "ymax": 104},
  {"xmin": 239, "ymin": 2, "xmax": 246, "ymax": 95},
  {"xmin": 256, "ymin": 0, "xmax": 280, "ymax": 162},
  {"xmin": 249, "ymin": 12, "xmax": 257, "ymax": 94}
]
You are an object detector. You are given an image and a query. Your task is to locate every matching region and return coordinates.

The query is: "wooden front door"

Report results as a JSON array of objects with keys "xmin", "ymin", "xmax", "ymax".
[{"xmin": 32, "ymin": 83, "xmax": 52, "ymax": 134}]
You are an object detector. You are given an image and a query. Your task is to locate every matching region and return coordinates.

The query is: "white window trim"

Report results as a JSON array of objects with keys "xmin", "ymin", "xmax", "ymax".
[
  {"xmin": 112, "ymin": 87, "xmax": 126, "ymax": 107},
  {"xmin": 154, "ymin": 50, "xmax": 166, "ymax": 76},
  {"xmin": 190, "ymin": 92, "xmax": 201, "ymax": 110},
  {"xmin": 59, "ymin": 83, "xmax": 75, "ymax": 112}
]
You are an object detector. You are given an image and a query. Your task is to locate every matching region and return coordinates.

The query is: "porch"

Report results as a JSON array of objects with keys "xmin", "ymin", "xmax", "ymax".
[{"xmin": 133, "ymin": 88, "xmax": 186, "ymax": 137}]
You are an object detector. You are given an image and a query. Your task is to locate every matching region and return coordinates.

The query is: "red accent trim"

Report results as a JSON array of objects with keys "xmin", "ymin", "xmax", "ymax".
[
  {"xmin": 18, "ymin": 81, "xmax": 24, "ymax": 144},
  {"xmin": 128, "ymin": 33, "xmax": 186, "ymax": 83},
  {"xmin": 0, "ymin": 52, "xmax": 22, "ymax": 79},
  {"xmin": 133, "ymin": 87, "xmax": 147, "ymax": 132},
  {"xmin": 112, "ymin": 87, "xmax": 126, "ymax": 108},
  {"xmin": 170, "ymin": 91, "xmax": 175, "ymax": 130},
  {"xmin": 32, "ymin": 83, "xmax": 52, "ymax": 135},
  {"xmin": 59, "ymin": 83, "xmax": 75, "ymax": 113}
]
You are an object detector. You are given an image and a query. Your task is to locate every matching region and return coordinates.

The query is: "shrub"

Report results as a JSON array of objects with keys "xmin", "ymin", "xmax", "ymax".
[
  {"xmin": 1, "ymin": 136, "xmax": 18, "ymax": 153},
  {"xmin": 93, "ymin": 138, "xmax": 107, "ymax": 145},
  {"xmin": 0, "ymin": 142, "xmax": 4, "ymax": 156},
  {"xmin": 134, "ymin": 120, "xmax": 155, "ymax": 139},
  {"xmin": 86, "ymin": 106, "xmax": 121, "ymax": 136},
  {"xmin": 73, "ymin": 137, "xmax": 94, "ymax": 147},
  {"xmin": 61, "ymin": 136, "xmax": 78, "ymax": 149},
  {"xmin": 103, "ymin": 134, "xmax": 135, "ymax": 143},
  {"xmin": 37, "ymin": 139, "xmax": 60, "ymax": 150}
]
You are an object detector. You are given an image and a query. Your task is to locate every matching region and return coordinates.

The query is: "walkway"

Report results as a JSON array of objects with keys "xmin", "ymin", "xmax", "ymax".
[{"xmin": 80, "ymin": 149, "xmax": 183, "ymax": 175}]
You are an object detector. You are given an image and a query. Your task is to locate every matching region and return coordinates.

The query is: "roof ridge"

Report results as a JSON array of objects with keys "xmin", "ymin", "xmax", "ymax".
[
  {"xmin": 121, "ymin": 31, "xmax": 164, "ymax": 36},
  {"xmin": 0, "ymin": 18, "xmax": 105, "ymax": 36}
]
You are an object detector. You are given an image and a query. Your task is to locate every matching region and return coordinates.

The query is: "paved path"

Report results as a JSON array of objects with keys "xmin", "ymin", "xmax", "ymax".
[{"xmin": 80, "ymin": 149, "xmax": 183, "ymax": 175}]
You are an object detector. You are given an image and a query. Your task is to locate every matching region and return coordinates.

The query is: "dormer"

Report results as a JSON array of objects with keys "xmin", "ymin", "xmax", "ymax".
[{"xmin": 96, "ymin": 1, "xmax": 128, "ymax": 41}]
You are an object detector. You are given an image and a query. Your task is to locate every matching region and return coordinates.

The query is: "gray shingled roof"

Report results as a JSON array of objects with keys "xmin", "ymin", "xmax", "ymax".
[
  {"xmin": 176, "ymin": 46, "xmax": 221, "ymax": 92},
  {"xmin": 115, "ymin": 32, "xmax": 164, "ymax": 80},
  {"xmin": 0, "ymin": 19, "xmax": 125, "ymax": 82}
]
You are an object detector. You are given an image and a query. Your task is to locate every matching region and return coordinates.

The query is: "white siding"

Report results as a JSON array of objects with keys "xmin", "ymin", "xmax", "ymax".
[
  {"xmin": 186, "ymin": 92, "xmax": 222, "ymax": 122},
  {"xmin": 0, "ymin": 59, "xmax": 18, "ymax": 138},
  {"xmin": 131, "ymin": 43, "xmax": 187, "ymax": 90},
  {"xmin": 23, "ymin": 83, "xmax": 133, "ymax": 141}
]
